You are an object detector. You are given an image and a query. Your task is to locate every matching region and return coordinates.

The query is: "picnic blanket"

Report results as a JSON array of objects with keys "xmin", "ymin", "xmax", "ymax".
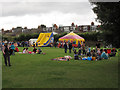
[{"xmin": 51, "ymin": 56, "xmax": 72, "ymax": 61}]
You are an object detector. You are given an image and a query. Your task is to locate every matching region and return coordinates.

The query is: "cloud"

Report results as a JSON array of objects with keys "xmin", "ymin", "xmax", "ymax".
[
  {"xmin": 0, "ymin": 2, "xmax": 92, "ymax": 17},
  {"xmin": 0, "ymin": 1, "xmax": 100, "ymax": 30},
  {"xmin": 0, "ymin": 0, "xmax": 88, "ymax": 3},
  {"xmin": 0, "ymin": 11, "xmax": 98, "ymax": 30}
]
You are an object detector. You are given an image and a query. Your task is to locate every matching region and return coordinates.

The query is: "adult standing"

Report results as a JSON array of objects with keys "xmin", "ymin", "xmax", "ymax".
[
  {"xmin": 69, "ymin": 42, "xmax": 72, "ymax": 53},
  {"xmin": 64, "ymin": 42, "xmax": 67, "ymax": 53},
  {"xmin": 2, "ymin": 43, "xmax": 11, "ymax": 66},
  {"xmin": 78, "ymin": 41, "xmax": 81, "ymax": 48},
  {"xmin": 11, "ymin": 43, "xmax": 15, "ymax": 55},
  {"xmin": 82, "ymin": 42, "xmax": 86, "ymax": 55}
]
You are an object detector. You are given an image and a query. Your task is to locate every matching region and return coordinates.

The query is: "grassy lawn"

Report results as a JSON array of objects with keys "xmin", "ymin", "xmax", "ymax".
[{"xmin": 2, "ymin": 47, "xmax": 118, "ymax": 88}]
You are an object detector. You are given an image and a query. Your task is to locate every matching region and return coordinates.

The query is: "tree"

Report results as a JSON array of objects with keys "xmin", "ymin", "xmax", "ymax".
[
  {"xmin": 41, "ymin": 24, "xmax": 46, "ymax": 28},
  {"xmin": 38, "ymin": 25, "xmax": 41, "ymax": 29},
  {"xmin": 53, "ymin": 24, "xmax": 58, "ymax": 29},
  {"xmin": 24, "ymin": 27, "xmax": 27, "ymax": 29},
  {"xmin": 90, "ymin": 2, "xmax": 120, "ymax": 47},
  {"xmin": 71, "ymin": 22, "xmax": 75, "ymax": 26},
  {"xmin": 91, "ymin": 22, "xmax": 94, "ymax": 26}
]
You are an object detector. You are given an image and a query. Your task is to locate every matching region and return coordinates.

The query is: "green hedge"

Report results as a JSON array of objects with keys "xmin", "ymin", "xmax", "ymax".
[
  {"xmin": 13, "ymin": 33, "xmax": 39, "ymax": 41},
  {"xmin": 3, "ymin": 32, "xmax": 102, "ymax": 42}
]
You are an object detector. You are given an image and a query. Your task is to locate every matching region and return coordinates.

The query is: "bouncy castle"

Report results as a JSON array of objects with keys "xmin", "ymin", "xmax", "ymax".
[{"xmin": 36, "ymin": 32, "xmax": 54, "ymax": 47}]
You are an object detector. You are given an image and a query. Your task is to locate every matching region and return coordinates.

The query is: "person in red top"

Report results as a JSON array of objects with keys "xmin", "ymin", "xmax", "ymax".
[{"xmin": 15, "ymin": 47, "xmax": 19, "ymax": 52}]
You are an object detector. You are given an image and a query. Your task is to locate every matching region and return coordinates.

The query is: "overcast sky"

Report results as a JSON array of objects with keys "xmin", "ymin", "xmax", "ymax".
[{"xmin": 0, "ymin": 0, "xmax": 100, "ymax": 30}]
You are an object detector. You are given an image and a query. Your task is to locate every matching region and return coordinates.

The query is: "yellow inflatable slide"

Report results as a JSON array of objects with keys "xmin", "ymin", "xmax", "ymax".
[{"xmin": 36, "ymin": 32, "xmax": 53, "ymax": 47}]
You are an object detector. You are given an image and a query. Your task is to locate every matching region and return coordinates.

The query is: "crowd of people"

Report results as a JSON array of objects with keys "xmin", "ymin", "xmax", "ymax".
[
  {"xmin": 1, "ymin": 41, "xmax": 30, "ymax": 47},
  {"xmin": 22, "ymin": 47, "xmax": 43, "ymax": 54},
  {"xmin": 74, "ymin": 47, "xmax": 117, "ymax": 60},
  {"xmin": 63, "ymin": 41, "xmax": 117, "ymax": 61},
  {"xmin": 1, "ymin": 40, "xmax": 118, "ymax": 67},
  {"xmin": 1, "ymin": 41, "xmax": 44, "ymax": 67}
]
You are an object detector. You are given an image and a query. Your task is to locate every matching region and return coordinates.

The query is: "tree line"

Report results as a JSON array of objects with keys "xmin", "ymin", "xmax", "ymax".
[{"xmin": 3, "ymin": 32, "xmax": 102, "ymax": 42}]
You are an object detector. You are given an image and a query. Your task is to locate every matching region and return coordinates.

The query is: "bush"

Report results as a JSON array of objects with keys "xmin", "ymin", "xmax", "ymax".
[{"xmin": 13, "ymin": 33, "xmax": 39, "ymax": 41}]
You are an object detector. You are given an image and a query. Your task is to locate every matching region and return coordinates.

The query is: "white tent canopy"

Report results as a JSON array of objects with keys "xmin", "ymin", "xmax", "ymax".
[
  {"xmin": 53, "ymin": 32, "xmax": 58, "ymax": 35},
  {"xmin": 29, "ymin": 39, "xmax": 38, "ymax": 45}
]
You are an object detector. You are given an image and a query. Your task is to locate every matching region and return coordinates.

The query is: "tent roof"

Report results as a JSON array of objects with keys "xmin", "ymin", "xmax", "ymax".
[
  {"xmin": 53, "ymin": 31, "xmax": 58, "ymax": 35},
  {"xmin": 59, "ymin": 32, "xmax": 84, "ymax": 40}
]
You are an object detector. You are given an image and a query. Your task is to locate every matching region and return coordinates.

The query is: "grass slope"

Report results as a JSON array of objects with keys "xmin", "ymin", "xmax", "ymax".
[{"xmin": 2, "ymin": 47, "xmax": 118, "ymax": 88}]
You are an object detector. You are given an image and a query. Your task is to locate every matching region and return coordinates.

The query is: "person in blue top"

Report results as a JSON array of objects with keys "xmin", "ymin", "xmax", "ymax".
[
  {"xmin": 2, "ymin": 41, "xmax": 4, "ymax": 46},
  {"xmin": 88, "ymin": 46, "xmax": 91, "ymax": 56},
  {"xmin": 101, "ymin": 49, "xmax": 108, "ymax": 59},
  {"xmin": 11, "ymin": 43, "xmax": 15, "ymax": 55}
]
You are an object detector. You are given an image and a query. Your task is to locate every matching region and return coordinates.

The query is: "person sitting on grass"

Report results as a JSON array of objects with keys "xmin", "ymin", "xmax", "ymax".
[
  {"xmin": 109, "ymin": 48, "xmax": 117, "ymax": 57},
  {"xmin": 92, "ymin": 51, "xmax": 97, "ymax": 61},
  {"xmin": 37, "ymin": 48, "xmax": 42, "ymax": 54},
  {"xmin": 96, "ymin": 48, "xmax": 102, "ymax": 60},
  {"xmin": 90, "ymin": 49, "xmax": 96, "ymax": 60},
  {"xmin": 87, "ymin": 55, "xmax": 92, "ymax": 61},
  {"xmin": 33, "ymin": 47, "xmax": 37, "ymax": 53},
  {"xmin": 14, "ymin": 46, "xmax": 19, "ymax": 52},
  {"xmin": 101, "ymin": 49, "xmax": 109, "ymax": 59},
  {"xmin": 22, "ymin": 48, "xmax": 26, "ymax": 53},
  {"xmin": 74, "ymin": 49, "xmax": 79, "ymax": 60},
  {"xmin": 25, "ymin": 48, "xmax": 29, "ymax": 53}
]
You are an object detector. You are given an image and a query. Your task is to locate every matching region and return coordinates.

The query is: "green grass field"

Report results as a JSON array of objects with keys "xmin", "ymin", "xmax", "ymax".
[{"xmin": 2, "ymin": 47, "xmax": 118, "ymax": 88}]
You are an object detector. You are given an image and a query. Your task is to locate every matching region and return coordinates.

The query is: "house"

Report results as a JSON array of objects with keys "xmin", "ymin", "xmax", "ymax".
[
  {"xmin": 63, "ymin": 26, "xmax": 70, "ymax": 32},
  {"xmin": 12, "ymin": 27, "xmax": 23, "ymax": 35},
  {"xmin": 46, "ymin": 27, "xmax": 51, "ymax": 32}
]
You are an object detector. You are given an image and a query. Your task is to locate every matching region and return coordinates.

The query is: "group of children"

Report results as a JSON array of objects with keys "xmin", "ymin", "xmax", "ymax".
[
  {"xmin": 22, "ymin": 47, "xmax": 43, "ymax": 54},
  {"xmin": 73, "ymin": 46, "xmax": 117, "ymax": 61}
]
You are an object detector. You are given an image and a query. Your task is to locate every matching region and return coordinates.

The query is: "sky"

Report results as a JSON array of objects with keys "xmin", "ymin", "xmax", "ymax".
[{"xmin": 0, "ymin": 0, "xmax": 100, "ymax": 30}]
